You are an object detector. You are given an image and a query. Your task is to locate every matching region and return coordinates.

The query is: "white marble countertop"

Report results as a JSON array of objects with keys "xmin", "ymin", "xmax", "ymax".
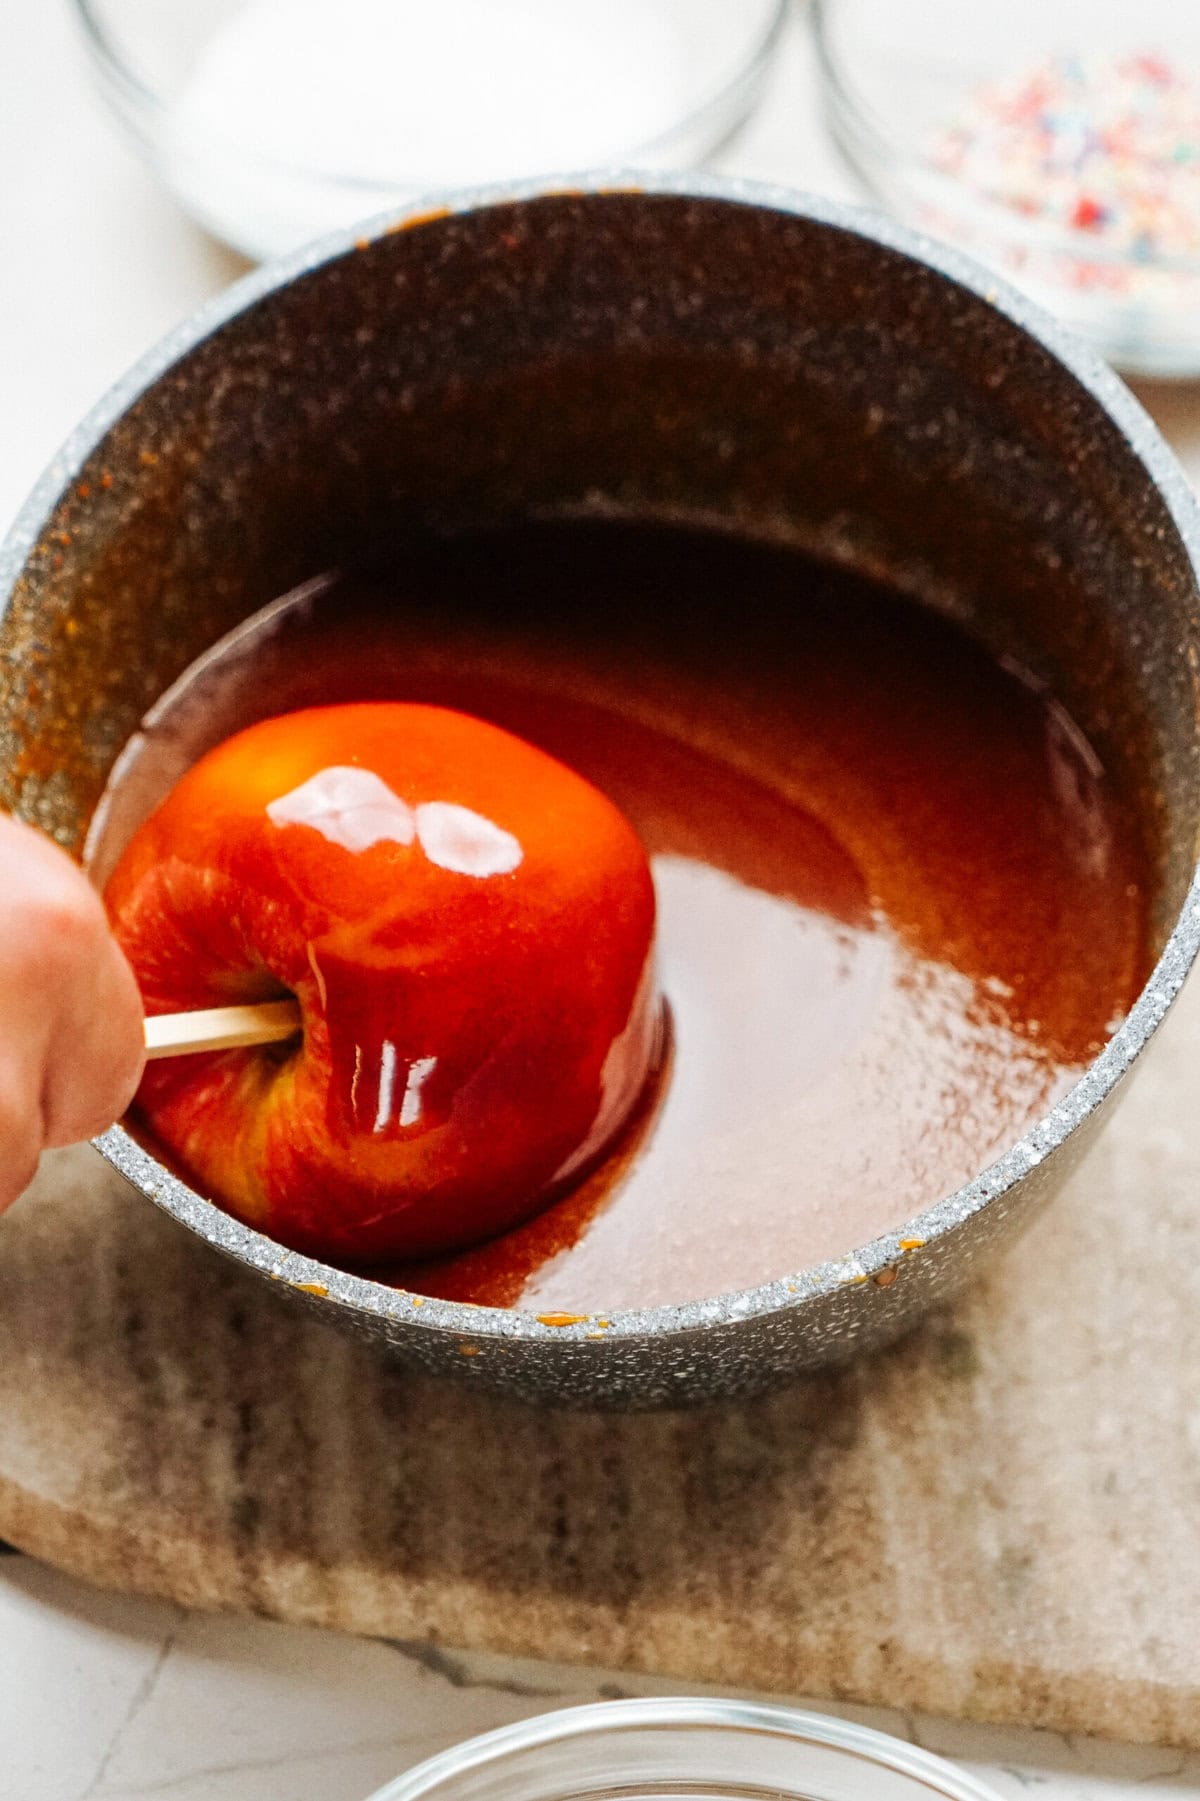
[{"xmin": 3, "ymin": 5, "xmax": 1200, "ymax": 1798}]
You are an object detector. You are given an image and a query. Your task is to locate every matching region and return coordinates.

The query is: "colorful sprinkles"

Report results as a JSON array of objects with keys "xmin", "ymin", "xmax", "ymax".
[{"xmin": 929, "ymin": 51, "xmax": 1200, "ymax": 298}]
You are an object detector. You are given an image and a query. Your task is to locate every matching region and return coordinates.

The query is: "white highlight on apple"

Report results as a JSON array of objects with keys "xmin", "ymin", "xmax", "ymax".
[
  {"xmin": 266, "ymin": 766, "xmax": 415, "ymax": 852},
  {"xmin": 399, "ymin": 1055, "xmax": 438, "ymax": 1128},
  {"xmin": 372, "ymin": 1046, "xmax": 437, "ymax": 1133},
  {"xmin": 374, "ymin": 1039, "xmax": 397, "ymax": 1135},
  {"xmin": 413, "ymin": 801, "xmax": 522, "ymax": 877},
  {"xmin": 267, "ymin": 769, "xmax": 522, "ymax": 878}
]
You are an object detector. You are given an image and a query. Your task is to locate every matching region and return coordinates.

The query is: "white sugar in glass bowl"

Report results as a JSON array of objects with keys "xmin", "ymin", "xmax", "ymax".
[{"xmin": 74, "ymin": 0, "xmax": 787, "ymax": 259}]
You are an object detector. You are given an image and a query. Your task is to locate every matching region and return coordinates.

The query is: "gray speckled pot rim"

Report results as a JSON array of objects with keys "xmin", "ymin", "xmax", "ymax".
[{"xmin": 7, "ymin": 172, "xmax": 1200, "ymax": 1347}]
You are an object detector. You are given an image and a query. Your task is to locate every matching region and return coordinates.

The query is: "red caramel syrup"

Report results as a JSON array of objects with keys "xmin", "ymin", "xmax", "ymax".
[{"xmin": 89, "ymin": 521, "xmax": 1152, "ymax": 1311}]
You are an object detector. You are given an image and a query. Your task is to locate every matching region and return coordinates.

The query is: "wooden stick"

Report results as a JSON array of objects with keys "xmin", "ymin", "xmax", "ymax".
[{"xmin": 144, "ymin": 999, "xmax": 303, "ymax": 1061}]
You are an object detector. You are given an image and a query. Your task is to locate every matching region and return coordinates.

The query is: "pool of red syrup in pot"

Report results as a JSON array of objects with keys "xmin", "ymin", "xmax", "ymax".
[{"xmin": 90, "ymin": 521, "xmax": 1152, "ymax": 1310}]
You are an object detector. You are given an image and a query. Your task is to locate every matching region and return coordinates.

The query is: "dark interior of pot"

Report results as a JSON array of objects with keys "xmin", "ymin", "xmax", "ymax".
[{"xmin": 2, "ymin": 189, "xmax": 1198, "ymax": 950}]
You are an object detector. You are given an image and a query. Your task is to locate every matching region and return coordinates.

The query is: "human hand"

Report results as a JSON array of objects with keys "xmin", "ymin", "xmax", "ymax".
[{"xmin": 0, "ymin": 815, "xmax": 144, "ymax": 1210}]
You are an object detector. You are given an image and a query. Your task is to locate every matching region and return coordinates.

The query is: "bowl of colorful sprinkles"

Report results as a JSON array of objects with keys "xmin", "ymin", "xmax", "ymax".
[{"xmin": 814, "ymin": 0, "xmax": 1200, "ymax": 375}]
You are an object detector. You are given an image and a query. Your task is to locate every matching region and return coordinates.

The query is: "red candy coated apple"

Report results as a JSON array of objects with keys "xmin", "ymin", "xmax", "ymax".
[{"xmin": 105, "ymin": 703, "xmax": 659, "ymax": 1262}]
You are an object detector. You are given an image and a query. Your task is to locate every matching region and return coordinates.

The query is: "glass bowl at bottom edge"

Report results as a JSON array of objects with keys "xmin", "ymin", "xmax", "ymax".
[{"xmin": 362, "ymin": 1698, "xmax": 1009, "ymax": 1801}]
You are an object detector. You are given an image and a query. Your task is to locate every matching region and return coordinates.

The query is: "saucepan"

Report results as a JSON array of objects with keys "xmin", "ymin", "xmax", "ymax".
[{"xmin": 1, "ymin": 176, "xmax": 1198, "ymax": 1407}]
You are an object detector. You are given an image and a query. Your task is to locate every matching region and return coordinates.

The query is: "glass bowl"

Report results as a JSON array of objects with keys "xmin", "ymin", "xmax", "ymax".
[
  {"xmin": 813, "ymin": 0, "xmax": 1200, "ymax": 376},
  {"xmin": 362, "ymin": 1699, "xmax": 1009, "ymax": 1801},
  {"xmin": 73, "ymin": 0, "xmax": 787, "ymax": 260}
]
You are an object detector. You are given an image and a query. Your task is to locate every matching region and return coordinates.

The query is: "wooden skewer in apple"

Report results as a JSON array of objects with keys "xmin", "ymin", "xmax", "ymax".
[{"xmin": 143, "ymin": 998, "xmax": 304, "ymax": 1060}]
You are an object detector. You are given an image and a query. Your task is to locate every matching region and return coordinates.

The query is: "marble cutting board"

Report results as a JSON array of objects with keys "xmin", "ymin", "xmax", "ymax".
[{"xmin": 1, "ymin": 978, "xmax": 1199, "ymax": 1750}]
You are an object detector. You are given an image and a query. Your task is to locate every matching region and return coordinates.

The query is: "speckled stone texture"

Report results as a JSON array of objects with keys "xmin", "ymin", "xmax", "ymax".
[{"xmin": 0, "ymin": 968, "xmax": 1198, "ymax": 1745}]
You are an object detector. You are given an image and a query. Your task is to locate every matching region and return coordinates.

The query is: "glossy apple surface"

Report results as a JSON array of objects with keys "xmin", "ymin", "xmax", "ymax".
[{"xmin": 105, "ymin": 702, "xmax": 659, "ymax": 1262}]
